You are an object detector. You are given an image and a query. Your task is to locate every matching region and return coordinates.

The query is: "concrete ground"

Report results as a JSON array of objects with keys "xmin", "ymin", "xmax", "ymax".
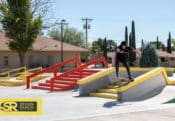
[
  {"xmin": 59, "ymin": 108, "xmax": 175, "ymax": 121},
  {"xmin": 0, "ymin": 78, "xmax": 175, "ymax": 121}
]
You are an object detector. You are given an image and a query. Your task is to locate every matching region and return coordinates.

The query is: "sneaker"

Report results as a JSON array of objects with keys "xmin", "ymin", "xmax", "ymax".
[{"xmin": 129, "ymin": 78, "xmax": 134, "ymax": 82}]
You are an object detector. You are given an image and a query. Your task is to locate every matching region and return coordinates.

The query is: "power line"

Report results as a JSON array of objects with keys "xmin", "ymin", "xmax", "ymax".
[{"xmin": 81, "ymin": 17, "xmax": 93, "ymax": 47}]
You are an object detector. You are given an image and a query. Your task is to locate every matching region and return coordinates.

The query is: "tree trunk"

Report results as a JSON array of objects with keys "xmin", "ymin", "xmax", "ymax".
[{"xmin": 19, "ymin": 51, "xmax": 26, "ymax": 67}]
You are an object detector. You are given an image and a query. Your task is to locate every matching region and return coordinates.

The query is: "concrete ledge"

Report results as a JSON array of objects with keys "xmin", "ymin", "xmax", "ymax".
[
  {"xmin": 79, "ymin": 69, "xmax": 116, "ymax": 96},
  {"xmin": 118, "ymin": 73, "xmax": 166, "ymax": 101},
  {"xmin": 118, "ymin": 67, "xmax": 175, "ymax": 101},
  {"xmin": 78, "ymin": 67, "xmax": 152, "ymax": 85},
  {"xmin": 79, "ymin": 67, "xmax": 150, "ymax": 96},
  {"xmin": 78, "ymin": 67, "xmax": 175, "ymax": 97},
  {"xmin": 78, "ymin": 68, "xmax": 115, "ymax": 85}
]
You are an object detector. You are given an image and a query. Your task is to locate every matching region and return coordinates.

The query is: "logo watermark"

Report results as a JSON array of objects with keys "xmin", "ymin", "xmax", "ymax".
[{"xmin": 0, "ymin": 98, "xmax": 42, "ymax": 115}]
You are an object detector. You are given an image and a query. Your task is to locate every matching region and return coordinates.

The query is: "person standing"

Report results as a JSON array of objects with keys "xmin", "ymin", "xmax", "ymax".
[{"xmin": 115, "ymin": 41, "xmax": 135, "ymax": 81}]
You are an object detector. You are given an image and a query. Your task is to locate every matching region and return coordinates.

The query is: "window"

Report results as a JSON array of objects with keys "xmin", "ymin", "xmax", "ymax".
[
  {"xmin": 4, "ymin": 56, "xmax": 9, "ymax": 66},
  {"xmin": 47, "ymin": 56, "xmax": 53, "ymax": 67}
]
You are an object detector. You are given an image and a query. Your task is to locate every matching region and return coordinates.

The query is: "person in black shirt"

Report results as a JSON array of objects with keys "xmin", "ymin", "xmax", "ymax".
[{"xmin": 115, "ymin": 41, "xmax": 135, "ymax": 81}]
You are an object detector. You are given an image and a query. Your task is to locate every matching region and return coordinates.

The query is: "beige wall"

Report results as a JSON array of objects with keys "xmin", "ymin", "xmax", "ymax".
[
  {"xmin": 0, "ymin": 51, "xmax": 80, "ymax": 69},
  {"xmin": 0, "ymin": 51, "xmax": 20, "ymax": 68}
]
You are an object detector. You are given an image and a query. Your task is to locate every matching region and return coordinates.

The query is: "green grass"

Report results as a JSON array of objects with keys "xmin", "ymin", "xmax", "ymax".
[{"xmin": 164, "ymin": 98, "xmax": 175, "ymax": 104}]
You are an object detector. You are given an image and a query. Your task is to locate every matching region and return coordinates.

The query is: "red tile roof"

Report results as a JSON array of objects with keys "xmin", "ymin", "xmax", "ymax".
[{"xmin": 0, "ymin": 30, "xmax": 88, "ymax": 52}]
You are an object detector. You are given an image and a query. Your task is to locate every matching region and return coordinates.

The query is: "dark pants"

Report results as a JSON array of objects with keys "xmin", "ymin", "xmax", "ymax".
[{"xmin": 115, "ymin": 59, "xmax": 132, "ymax": 79}]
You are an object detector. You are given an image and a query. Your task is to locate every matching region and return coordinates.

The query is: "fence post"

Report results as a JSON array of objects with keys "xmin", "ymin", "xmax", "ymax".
[
  {"xmin": 102, "ymin": 56, "xmax": 108, "ymax": 68},
  {"xmin": 79, "ymin": 69, "xmax": 83, "ymax": 78},
  {"xmin": 50, "ymin": 78, "xmax": 54, "ymax": 92},
  {"xmin": 26, "ymin": 77, "xmax": 30, "ymax": 89},
  {"xmin": 53, "ymin": 68, "xmax": 57, "ymax": 77},
  {"xmin": 76, "ymin": 56, "xmax": 81, "ymax": 67},
  {"xmin": 23, "ymin": 67, "xmax": 27, "ymax": 80}
]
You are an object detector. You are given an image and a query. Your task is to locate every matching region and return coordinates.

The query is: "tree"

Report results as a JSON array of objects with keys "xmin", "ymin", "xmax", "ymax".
[
  {"xmin": 131, "ymin": 21, "xmax": 136, "ymax": 49},
  {"xmin": 95, "ymin": 38, "xmax": 117, "ymax": 52},
  {"xmin": 92, "ymin": 38, "xmax": 117, "ymax": 62},
  {"xmin": 107, "ymin": 39, "xmax": 117, "ymax": 52},
  {"xmin": 103, "ymin": 37, "xmax": 108, "ymax": 60},
  {"xmin": 129, "ymin": 32, "xmax": 132, "ymax": 46},
  {"xmin": 0, "ymin": 0, "xmax": 42, "ymax": 66},
  {"xmin": 141, "ymin": 39, "xmax": 145, "ymax": 51},
  {"xmin": 149, "ymin": 41, "xmax": 166, "ymax": 51},
  {"xmin": 156, "ymin": 36, "xmax": 160, "ymax": 49},
  {"xmin": 167, "ymin": 32, "xmax": 172, "ymax": 53},
  {"xmin": 125, "ymin": 26, "xmax": 128, "ymax": 44},
  {"xmin": 139, "ymin": 44, "xmax": 160, "ymax": 67},
  {"xmin": 129, "ymin": 20, "xmax": 136, "ymax": 66},
  {"xmin": 48, "ymin": 27, "xmax": 86, "ymax": 47},
  {"xmin": 91, "ymin": 41, "xmax": 103, "ymax": 59},
  {"xmin": 171, "ymin": 38, "xmax": 175, "ymax": 51},
  {"xmin": 94, "ymin": 38, "xmax": 107, "ymax": 60}
]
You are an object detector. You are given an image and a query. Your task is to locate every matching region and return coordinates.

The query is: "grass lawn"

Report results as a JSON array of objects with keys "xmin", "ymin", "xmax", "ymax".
[{"xmin": 164, "ymin": 98, "xmax": 175, "ymax": 104}]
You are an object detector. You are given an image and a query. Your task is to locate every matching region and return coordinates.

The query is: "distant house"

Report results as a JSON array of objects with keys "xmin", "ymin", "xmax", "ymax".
[
  {"xmin": 0, "ymin": 31, "xmax": 88, "ymax": 69},
  {"xmin": 108, "ymin": 48, "xmax": 175, "ymax": 67}
]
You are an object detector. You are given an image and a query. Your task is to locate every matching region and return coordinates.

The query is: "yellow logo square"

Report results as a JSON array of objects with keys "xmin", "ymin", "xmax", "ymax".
[{"xmin": 0, "ymin": 98, "xmax": 42, "ymax": 115}]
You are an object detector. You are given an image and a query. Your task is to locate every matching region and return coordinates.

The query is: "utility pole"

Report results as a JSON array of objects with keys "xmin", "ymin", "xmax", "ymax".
[
  {"xmin": 81, "ymin": 17, "xmax": 93, "ymax": 47},
  {"xmin": 56, "ymin": 19, "xmax": 68, "ymax": 72}
]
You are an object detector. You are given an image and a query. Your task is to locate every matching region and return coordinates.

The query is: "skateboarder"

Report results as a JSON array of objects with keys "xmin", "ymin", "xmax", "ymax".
[{"xmin": 115, "ymin": 41, "xmax": 135, "ymax": 82}]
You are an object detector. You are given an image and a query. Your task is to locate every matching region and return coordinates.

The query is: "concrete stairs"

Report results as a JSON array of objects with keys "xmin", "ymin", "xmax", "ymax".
[
  {"xmin": 31, "ymin": 69, "xmax": 100, "ymax": 91},
  {"xmin": 89, "ymin": 78, "xmax": 130, "ymax": 99}
]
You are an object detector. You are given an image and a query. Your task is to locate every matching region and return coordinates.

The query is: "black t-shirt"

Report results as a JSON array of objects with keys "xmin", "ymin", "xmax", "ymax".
[{"xmin": 116, "ymin": 45, "xmax": 133, "ymax": 62}]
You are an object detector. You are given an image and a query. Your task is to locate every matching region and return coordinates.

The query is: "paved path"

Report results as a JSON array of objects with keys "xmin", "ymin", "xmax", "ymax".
[
  {"xmin": 58, "ymin": 108, "xmax": 175, "ymax": 121},
  {"xmin": 0, "ymin": 84, "xmax": 175, "ymax": 121}
]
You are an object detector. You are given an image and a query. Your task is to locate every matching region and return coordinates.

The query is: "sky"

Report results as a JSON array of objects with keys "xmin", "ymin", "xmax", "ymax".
[{"xmin": 50, "ymin": 0, "xmax": 175, "ymax": 47}]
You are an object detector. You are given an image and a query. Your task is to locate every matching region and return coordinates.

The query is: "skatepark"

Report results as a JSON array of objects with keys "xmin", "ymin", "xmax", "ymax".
[{"xmin": 0, "ymin": 56, "xmax": 175, "ymax": 121}]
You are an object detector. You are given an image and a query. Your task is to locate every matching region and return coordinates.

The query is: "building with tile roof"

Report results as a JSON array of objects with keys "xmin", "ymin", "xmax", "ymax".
[
  {"xmin": 108, "ymin": 48, "xmax": 175, "ymax": 67},
  {"xmin": 0, "ymin": 30, "xmax": 88, "ymax": 69}
]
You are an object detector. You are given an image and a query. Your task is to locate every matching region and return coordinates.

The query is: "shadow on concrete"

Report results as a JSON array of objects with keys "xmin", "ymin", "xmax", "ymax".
[
  {"xmin": 103, "ymin": 101, "xmax": 131, "ymax": 108},
  {"xmin": 73, "ymin": 95, "xmax": 90, "ymax": 98}
]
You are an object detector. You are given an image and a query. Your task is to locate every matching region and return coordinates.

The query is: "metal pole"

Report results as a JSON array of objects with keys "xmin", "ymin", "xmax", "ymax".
[
  {"xmin": 61, "ymin": 19, "xmax": 64, "ymax": 72},
  {"xmin": 81, "ymin": 18, "xmax": 92, "ymax": 47},
  {"xmin": 55, "ymin": 19, "xmax": 68, "ymax": 72},
  {"xmin": 85, "ymin": 19, "xmax": 88, "ymax": 46}
]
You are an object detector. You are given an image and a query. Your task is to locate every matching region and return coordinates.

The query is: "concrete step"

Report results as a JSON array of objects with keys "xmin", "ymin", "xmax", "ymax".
[
  {"xmin": 108, "ymin": 82, "xmax": 130, "ymax": 89},
  {"xmin": 31, "ymin": 86, "xmax": 64, "ymax": 91},
  {"xmin": 46, "ymin": 80, "xmax": 77, "ymax": 85},
  {"xmin": 89, "ymin": 92, "xmax": 118, "ymax": 99},
  {"xmin": 72, "ymin": 72, "xmax": 92, "ymax": 76},
  {"xmin": 60, "ymin": 77, "xmax": 78, "ymax": 81},
  {"xmin": 63, "ymin": 75, "xmax": 81, "ymax": 79},
  {"xmin": 107, "ymin": 85, "xmax": 119, "ymax": 89},
  {"xmin": 38, "ymin": 83, "xmax": 74, "ymax": 89},
  {"xmin": 98, "ymin": 89, "xmax": 118, "ymax": 94},
  {"xmin": 82, "ymin": 69, "xmax": 99, "ymax": 73}
]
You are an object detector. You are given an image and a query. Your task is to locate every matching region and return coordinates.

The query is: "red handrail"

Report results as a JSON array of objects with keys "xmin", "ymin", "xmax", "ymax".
[
  {"xmin": 26, "ymin": 56, "xmax": 81, "ymax": 89},
  {"xmin": 50, "ymin": 56, "xmax": 108, "ymax": 91}
]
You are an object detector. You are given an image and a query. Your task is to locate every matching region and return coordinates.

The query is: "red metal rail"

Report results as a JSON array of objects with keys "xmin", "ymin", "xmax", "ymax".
[
  {"xmin": 49, "ymin": 56, "xmax": 108, "ymax": 91},
  {"xmin": 26, "ymin": 56, "xmax": 81, "ymax": 89}
]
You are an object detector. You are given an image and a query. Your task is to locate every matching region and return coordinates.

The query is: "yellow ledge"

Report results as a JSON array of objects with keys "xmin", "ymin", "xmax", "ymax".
[
  {"xmin": 78, "ymin": 67, "xmax": 175, "ymax": 88},
  {"xmin": 119, "ymin": 67, "xmax": 153, "ymax": 72},
  {"xmin": 78, "ymin": 67, "xmax": 152, "ymax": 85},
  {"xmin": 78, "ymin": 68, "xmax": 115, "ymax": 85}
]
